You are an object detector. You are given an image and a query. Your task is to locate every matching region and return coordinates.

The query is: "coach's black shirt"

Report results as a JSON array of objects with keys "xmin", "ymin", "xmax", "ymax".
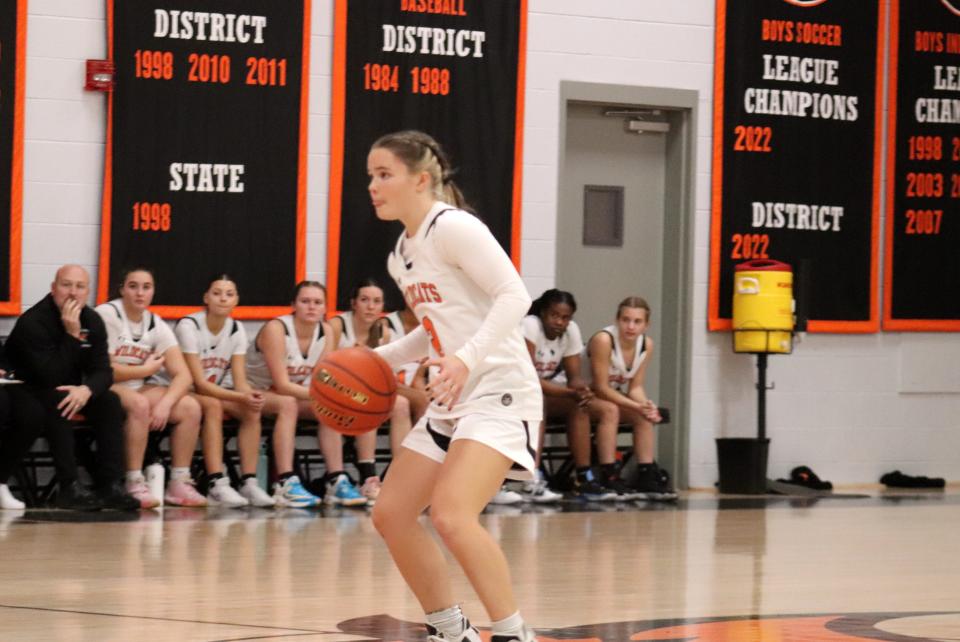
[{"xmin": 6, "ymin": 294, "xmax": 113, "ymax": 396}]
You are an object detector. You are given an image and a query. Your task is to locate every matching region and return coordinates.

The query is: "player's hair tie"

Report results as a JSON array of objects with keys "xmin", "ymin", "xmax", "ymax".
[
  {"xmin": 422, "ymin": 140, "xmax": 446, "ymax": 170},
  {"xmin": 441, "ymin": 167, "xmax": 459, "ymax": 184}
]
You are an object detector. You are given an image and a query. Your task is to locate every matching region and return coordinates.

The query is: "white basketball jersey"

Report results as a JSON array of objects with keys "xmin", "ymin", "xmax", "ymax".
[
  {"xmin": 521, "ymin": 315, "xmax": 584, "ymax": 384},
  {"xmin": 246, "ymin": 315, "xmax": 327, "ymax": 390},
  {"xmin": 335, "ymin": 311, "xmax": 357, "ymax": 349},
  {"xmin": 172, "ymin": 311, "xmax": 247, "ymax": 386},
  {"xmin": 386, "ymin": 204, "xmax": 542, "ymax": 421},
  {"xmin": 598, "ymin": 324, "xmax": 647, "ymax": 393},
  {"xmin": 95, "ymin": 299, "xmax": 178, "ymax": 389}
]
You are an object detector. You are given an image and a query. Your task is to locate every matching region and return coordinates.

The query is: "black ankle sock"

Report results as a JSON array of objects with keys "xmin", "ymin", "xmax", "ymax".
[
  {"xmin": 356, "ymin": 461, "xmax": 377, "ymax": 481},
  {"xmin": 325, "ymin": 470, "xmax": 345, "ymax": 483},
  {"xmin": 240, "ymin": 473, "xmax": 256, "ymax": 483},
  {"xmin": 277, "ymin": 471, "xmax": 295, "ymax": 482},
  {"xmin": 600, "ymin": 463, "xmax": 619, "ymax": 479},
  {"xmin": 575, "ymin": 466, "xmax": 592, "ymax": 481}
]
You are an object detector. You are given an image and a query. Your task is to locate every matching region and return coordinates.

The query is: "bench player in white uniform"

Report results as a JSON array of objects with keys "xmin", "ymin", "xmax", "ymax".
[
  {"xmin": 95, "ymin": 268, "xmax": 207, "ymax": 508},
  {"xmin": 369, "ymin": 131, "xmax": 540, "ymax": 642},
  {"xmin": 384, "ymin": 305, "xmax": 429, "ymax": 455},
  {"xmin": 522, "ymin": 289, "xmax": 630, "ymax": 502},
  {"xmin": 170, "ymin": 275, "xmax": 272, "ymax": 507},
  {"xmin": 245, "ymin": 280, "xmax": 346, "ymax": 507},
  {"xmin": 328, "ymin": 278, "xmax": 410, "ymax": 506},
  {"xmin": 587, "ymin": 296, "xmax": 676, "ymax": 501}
]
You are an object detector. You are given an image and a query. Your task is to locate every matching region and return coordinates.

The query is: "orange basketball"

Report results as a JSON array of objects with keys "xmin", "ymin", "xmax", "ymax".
[{"xmin": 309, "ymin": 346, "xmax": 397, "ymax": 436}]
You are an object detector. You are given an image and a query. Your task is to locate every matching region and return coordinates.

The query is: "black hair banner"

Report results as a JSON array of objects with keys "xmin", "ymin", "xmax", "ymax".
[
  {"xmin": 884, "ymin": 0, "xmax": 960, "ymax": 331},
  {"xmin": 0, "ymin": 0, "xmax": 25, "ymax": 316},
  {"xmin": 709, "ymin": 0, "xmax": 884, "ymax": 333},
  {"xmin": 328, "ymin": 0, "xmax": 526, "ymax": 312},
  {"xmin": 99, "ymin": 0, "xmax": 309, "ymax": 319}
]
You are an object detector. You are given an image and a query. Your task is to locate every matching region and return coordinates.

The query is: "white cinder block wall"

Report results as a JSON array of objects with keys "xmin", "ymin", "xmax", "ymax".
[{"xmin": 6, "ymin": 0, "xmax": 959, "ymax": 487}]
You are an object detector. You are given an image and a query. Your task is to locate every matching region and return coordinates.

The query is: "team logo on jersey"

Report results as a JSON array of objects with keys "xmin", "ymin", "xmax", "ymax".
[
  {"xmin": 336, "ymin": 611, "xmax": 958, "ymax": 641},
  {"xmin": 114, "ymin": 344, "xmax": 152, "ymax": 361},
  {"xmin": 942, "ymin": 0, "xmax": 960, "ymax": 17},
  {"xmin": 403, "ymin": 282, "xmax": 443, "ymax": 309},
  {"xmin": 500, "ymin": 393, "xmax": 513, "ymax": 406}
]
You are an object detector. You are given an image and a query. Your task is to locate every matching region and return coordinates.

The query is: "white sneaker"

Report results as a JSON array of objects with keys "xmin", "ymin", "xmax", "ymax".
[
  {"xmin": 239, "ymin": 478, "xmax": 276, "ymax": 507},
  {"xmin": 491, "ymin": 625, "xmax": 538, "ymax": 642},
  {"xmin": 489, "ymin": 485, "xmax": 523, "ymax": 505},
  {"xmin": 521, "ymin": 478, "xmax": 562, "ymax": 503},
  {"xmin": 206, "ymin": 477, "xmax": 249, "ymax": 508},
  {"xmin": 426, "ymin": 621, "xmax": 483, "ymax": 641},
  {"xmin": 0, "ymin": 484, "xmax": 25, "ymax": 510}
]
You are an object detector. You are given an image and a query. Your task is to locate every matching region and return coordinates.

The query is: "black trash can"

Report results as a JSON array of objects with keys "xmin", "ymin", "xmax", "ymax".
[{"xmin": 716, "ymin": 437, "xmax": 769, "ymax": 494}]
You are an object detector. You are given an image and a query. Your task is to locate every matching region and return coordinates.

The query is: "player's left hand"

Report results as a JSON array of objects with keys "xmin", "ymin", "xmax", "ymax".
[
  {"xmin": 641, "ymin": 399, "xmax": 662, "ymax": 423},
  {"xmin": 425, "ymin": 355, "xmax": 469, "ymax": 410},
  {"xmin": 573, "ymin": 385, "xmax": 594, "ymax": 407},
  {"xmin": 149, "ymin": 399, "xmax": 173, "ymax": 431}
]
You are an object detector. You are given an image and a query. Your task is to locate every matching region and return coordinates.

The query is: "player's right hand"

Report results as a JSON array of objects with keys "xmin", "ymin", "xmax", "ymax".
[
  {"xmin": 144, "ymin": 353, "xmax": 165, "ymax": 375},
  {"xmin": 244, "ymin": 390, "xmax": 265, "ymax": 411},
  {"xmin": 61, "ymin": 299, "xmax": 82, "ymax": 339}
]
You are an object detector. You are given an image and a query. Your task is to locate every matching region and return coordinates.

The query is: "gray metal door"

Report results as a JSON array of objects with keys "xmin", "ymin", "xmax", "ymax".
[{"xmin": 558, "ymin": 102, "xmax": 666, "ymax": 404}]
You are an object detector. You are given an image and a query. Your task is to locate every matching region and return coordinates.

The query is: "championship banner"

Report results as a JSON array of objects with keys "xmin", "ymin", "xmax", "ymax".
[
  {"xmin": 0, "ymin": 0, "xmax": 25, "ymax": 316},
  {"xmin": 328, "ymin": 0, "xmax": 526, "ymax": 311},
  {"xmin": 884, "ymin": 0, "xmax": 960, "ymax": 331},
  {"xmin": 99, "ymin": 1, "xmax": 309, "ymax": 318},
  {"xmin": 709, "ymin": 0, "xmax": 884, "ymax": 332}
]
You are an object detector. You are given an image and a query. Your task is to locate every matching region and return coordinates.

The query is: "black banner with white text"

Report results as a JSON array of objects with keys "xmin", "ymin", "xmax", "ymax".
[
  {"xmin": 328, "ymin": 0, "xmax": 526, "ymax": 312},
  {"xmin": 100, "ymin": 0, "xmax": 309, "ymax": 318},
  {"xmin": 709, "ymin": 0, "xmax": 884, "ymax": 332},
  {"xmin": 884, "ymin": 0, "xmax": 960, "ymax": 331},
  {"xmin": 0, "ymin": 0, "xmax": 25, "ymax": 315}
]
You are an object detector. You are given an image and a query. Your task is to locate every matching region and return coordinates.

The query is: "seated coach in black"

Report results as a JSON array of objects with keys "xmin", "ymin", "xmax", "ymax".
[{"xmin": 5, "ymin": 265, "xmax": 138, "ymax": 511}]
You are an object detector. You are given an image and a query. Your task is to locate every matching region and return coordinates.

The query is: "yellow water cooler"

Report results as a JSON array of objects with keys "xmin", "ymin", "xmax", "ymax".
[{"xmin": 732, "ymin": 259, "xmax": 794, "ymax": 354}]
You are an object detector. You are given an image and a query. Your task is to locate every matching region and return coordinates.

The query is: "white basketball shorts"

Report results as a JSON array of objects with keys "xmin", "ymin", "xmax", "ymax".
[{"xmin": 402, "ymin": 413, "xmax": 540, "ymax": 481}]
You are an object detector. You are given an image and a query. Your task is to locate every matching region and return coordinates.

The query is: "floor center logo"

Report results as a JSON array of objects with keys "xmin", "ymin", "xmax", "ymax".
[{"xmin": 336, "ymin": 611, "xmax": 959, "ymax": 641}]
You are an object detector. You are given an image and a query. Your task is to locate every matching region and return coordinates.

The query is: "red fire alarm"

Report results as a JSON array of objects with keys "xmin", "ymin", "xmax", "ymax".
[{"xmin": 85, "ymin": 59, "xmax": 115, "ymax": 91}]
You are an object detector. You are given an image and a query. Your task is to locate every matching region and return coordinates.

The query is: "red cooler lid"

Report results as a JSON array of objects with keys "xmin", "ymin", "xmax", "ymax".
[{"xmin": 735, "ymin": 259, "xmax": 792, "ymax": 272}]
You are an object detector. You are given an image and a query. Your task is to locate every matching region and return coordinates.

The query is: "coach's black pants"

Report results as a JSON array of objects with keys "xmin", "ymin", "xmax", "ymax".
[
  {"xmin": 0, "ymin": 387, "xmax": 45, "ymax": 483},
  {"xmin": 15, "ymin": 387, "xmax": 125, "ymax": 484}
]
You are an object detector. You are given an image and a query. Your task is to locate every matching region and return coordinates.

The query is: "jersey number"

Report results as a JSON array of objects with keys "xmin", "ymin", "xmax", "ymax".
[{"xmin": 421, "ymin": 316, "xmax": 445, "ymax": 356}]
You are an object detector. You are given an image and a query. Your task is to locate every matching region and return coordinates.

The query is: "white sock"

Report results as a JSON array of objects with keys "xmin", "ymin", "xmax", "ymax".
[
  {"xmin": 125, "ymin": 471, "xmax": 144, "ymax": 485},
  {"xmin": 491, "ymin": 611, "xmax": 525, "ymax": 636},
  {"xmin": 170, "ymin": 467, "xmax": 191, "ymax": 482},
  {"xmin": 426, "ymin": 604, "xmax": 467, "ymax": 638},
  {"xmin": 0, "ymin": 484, "xmax": 25, "ymax": 510}
]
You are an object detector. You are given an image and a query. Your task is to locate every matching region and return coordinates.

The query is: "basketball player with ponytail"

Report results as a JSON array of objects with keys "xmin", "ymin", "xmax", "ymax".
[
  {"xmin": 167, "ymin": 275, "xmax": 273, "ymax": 507},
  {"xmin": 95, "ymin": 268, "xmax": 207, "ymax": 508},
  {"xmin": 369, "ymin": 131, "xmax": 540, "ymax": 642},
  {"xmin": 523, "ymin": 289, "xmax": 631, "ymax": 501},
  {"xmin": 328, "ymin": 278, "xmax": 396, "ymax": 505},
  {"xmin": 245, "ymin": 280, "xmax": 335, "ymax": 508},
  {"xmin": 588, "ymin": 296, "xmax": 676, "ymax": 501}
]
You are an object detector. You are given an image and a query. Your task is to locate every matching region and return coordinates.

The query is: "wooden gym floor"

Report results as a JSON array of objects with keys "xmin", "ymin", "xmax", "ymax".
[{"xmin": 0, "ymin": 488, "xmax": 958, "ymax": 641}]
